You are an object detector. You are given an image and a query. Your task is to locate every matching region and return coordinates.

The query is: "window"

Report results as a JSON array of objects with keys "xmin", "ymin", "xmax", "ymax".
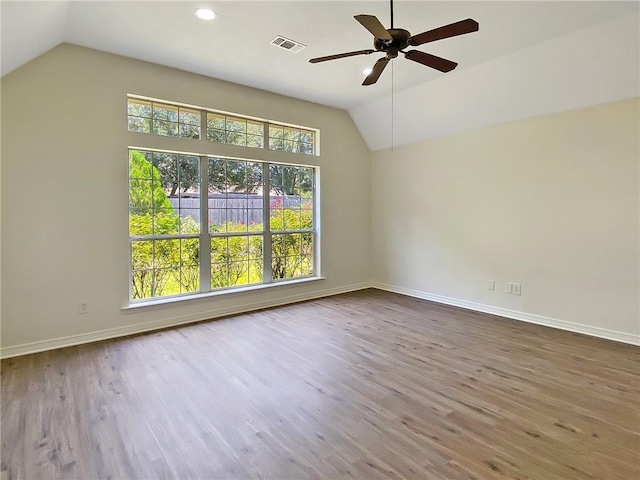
[
  {"xmin": 128, "ymin": 97, "xmax": 317, "ymax": 156},
  {"xmin": 127, "ymin": 96, "xmax": 319, "ymax": 302},
  {"xmin": 129, "ymin": 151, "xmax": 201, "ymax": 299},
  {"xmin": 128, "ymin": 99, "xmax": 201, "ymax": 139},
  {"xmin": 206, "ymin": 113, "xmax": 264, "ymax": 149},
  {"xmin": 268, "ymin": 125, "xmax": 315, "ymax": 155},
  {"xmin": 129, "ymin": 149, "xmax": 317, "ymax": 301},
  {"xmin": 268, "ymin": 164, "xmax": 314, "ymax": 279}
]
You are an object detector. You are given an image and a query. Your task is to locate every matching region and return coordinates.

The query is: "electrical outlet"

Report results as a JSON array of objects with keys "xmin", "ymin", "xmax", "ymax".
[
  {"xmin": 505, "ymin": 283, "xmax": 513, "ymax": 294},
  {"xmin": 512, "ymin": 283, "xmax": 521, "ymax": 296},
  {"xmin": 488, "ymin": 280, "xmax": 495, "ymax": 291},
  {"xmin": 78, "ymin": 301, "xmax": 89, "ymax": 314}
]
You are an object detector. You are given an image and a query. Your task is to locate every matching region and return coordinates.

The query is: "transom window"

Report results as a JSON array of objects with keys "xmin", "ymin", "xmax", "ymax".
[
  {"xmin": 127, "ymin": 96, "xmax": 317, "ymax": 156},
  {"xmin": 128, "ymin": 149, "xmax": 316, "ymax": 301},
  {"xmin": 127, "ymin": 99, "xmax": 201, "ymax": 139},
  {"xmin": 207, "ymin": 113, "xmax": 265, "ymax": 149}
]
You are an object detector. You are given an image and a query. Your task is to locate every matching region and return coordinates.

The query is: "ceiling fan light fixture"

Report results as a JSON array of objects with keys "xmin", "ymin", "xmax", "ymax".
[
  {"xmin": 363, "ymin": 68, "xmax": 373, "ymax": 75},
  {"xmin": 195, "ymin": 8, "xmax": 217, "ymax": 21}
]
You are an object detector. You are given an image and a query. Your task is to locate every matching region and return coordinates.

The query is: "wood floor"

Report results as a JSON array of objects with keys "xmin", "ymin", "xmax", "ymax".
[{"xmin": 2, "ymin": 289, "xmax": 639, "ymax": 480}]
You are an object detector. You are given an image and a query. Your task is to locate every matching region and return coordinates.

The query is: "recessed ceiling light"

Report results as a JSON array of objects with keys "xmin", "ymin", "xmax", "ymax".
[
  {"xmin": 195, "ymin": 8, "xmax": 217, "ymax": 20},
  {"xmin": 363, "ymin": 68, "xmax": 373, "ymax": 75}
]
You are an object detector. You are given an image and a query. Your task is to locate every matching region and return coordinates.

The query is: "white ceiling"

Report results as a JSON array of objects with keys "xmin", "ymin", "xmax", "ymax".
[{"xmin": 1, "ymin": 1, "xmax": 639, "ymax": 150}]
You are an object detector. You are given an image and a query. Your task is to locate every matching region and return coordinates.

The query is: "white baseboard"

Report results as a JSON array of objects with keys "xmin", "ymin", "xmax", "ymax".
[
  {"xmin": 0, "ymin": 282, "xmax": 371, "ymax": 359},
  {"xmin": 3, "ymin": 281, "xmax": 637, "ymax": 359},
  {"xmin": 371, "ymin": 282, "xmax": 640, "ymax": 347}
]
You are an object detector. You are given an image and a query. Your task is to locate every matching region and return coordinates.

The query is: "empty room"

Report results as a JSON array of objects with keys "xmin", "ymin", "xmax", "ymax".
[{"xmin": 1, "ymin": 1, "xmax": 638, "ymax": 479}]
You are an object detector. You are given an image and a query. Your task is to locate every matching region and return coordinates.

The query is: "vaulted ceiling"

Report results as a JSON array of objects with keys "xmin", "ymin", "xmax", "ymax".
[{"xmin": 2, "ymin": 1, "xmax": 638, "ymax": 150}]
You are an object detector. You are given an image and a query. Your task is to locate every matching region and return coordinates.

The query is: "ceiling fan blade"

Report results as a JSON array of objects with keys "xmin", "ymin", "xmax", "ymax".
[
  {"xmin": 362, "ymin": 56, "xmax": 390, "ymax": 86},
  {"xmin": 405, "ymin": 50, "xmax": 458, "ymax": 72},
  {"xmin": 355, "ymin": 15, "xmax": 392, "ymax": 40},
  {"xmin": 309, "ymin": 49, "xmax": 375, "ymax": 63},
  {"xmin": 410, "ymin": 18, "xmax": 479, "ymax": 46}
]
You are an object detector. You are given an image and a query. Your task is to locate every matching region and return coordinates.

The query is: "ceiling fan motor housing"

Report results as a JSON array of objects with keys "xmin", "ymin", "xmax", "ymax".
[{"xmin": 374, "ymin": 28, "xmax": 411, "ymax": 53}]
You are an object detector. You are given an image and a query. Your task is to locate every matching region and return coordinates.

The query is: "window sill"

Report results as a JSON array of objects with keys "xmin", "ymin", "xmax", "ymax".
[{"xmin": 122, "ymin": 276, "xmax": 326, "ymax": 311}]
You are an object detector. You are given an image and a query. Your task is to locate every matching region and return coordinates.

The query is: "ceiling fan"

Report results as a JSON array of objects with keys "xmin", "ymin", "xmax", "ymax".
[{"xmin": 309, "ymin": 0, "xmax": 479, "ymax": 86}]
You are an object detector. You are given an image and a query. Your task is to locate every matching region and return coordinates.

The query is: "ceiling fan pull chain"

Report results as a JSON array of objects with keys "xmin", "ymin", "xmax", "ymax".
[{"xmin": 391, "ymin": 59, "xmax": 395, "ymax": 152}]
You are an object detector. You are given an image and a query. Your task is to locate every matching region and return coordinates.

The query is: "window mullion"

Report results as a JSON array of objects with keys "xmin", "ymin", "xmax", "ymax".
[
  {"xmin": 263, "ymin": 122, "xmax": 269, "ymax": 151},
  {"xmin": 201, "ymin": 110, "xmax": 208, "ymax": 143},
  {"xmin": 263, "ymin": 162, "xmax": 273, "ymax": 283},
  {"xmin": 199, "ymin": 156, "xmax": 211, "ymax": 292}
]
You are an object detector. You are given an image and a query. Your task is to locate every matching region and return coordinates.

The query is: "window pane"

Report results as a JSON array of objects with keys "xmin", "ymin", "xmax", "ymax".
[
  {"xmin": 282, "ymin": 166, "xmax": 299, "ymax": 195},
  {"xmin": 131, "ymin": 241, "xmax": 153, "ymax": 271},
  {"xmin": 153, "ymin": 267, "xmax": 179, "ymax": 297},
  {"xmin": 269, "ymin": 125, "xmax": 284, "ymax": 139},
  {"xmin": 179, "ymin": 109, "xmax": 200, "ymax": 125},
  {"xmin": 301, "ymin": 233, "xmax": 313, "ymax": 256},
  {"xmin": 207, "ymin": 113, "xmax": 225, "ymax": 130},
  {"xmin": 181, "ymin": 239, "xmax": 200, "ymax": 266},
  {"xmin": 130, "ymin": 208, "xmax": 152, "ymax": 235},
  {"xmin": 246, "ymin": 162, "xmax": 263, "ymax": 188},
  {"xmin": 248, "ymin": 209, "xmax": 263, "ymax": 228},
  {"xmin": 207, "ymin": 129, "xmax": 225, "ymax": 143},
  {"xmin": 283, "ymin": 140, "xmax": 295, "ymax": 153},
  {"xmin": 299, "ymin": 130, "xmax": 313, "ymax": 143},
  {"xmin": 153, "ymin": 120, "xmax": 179, "ymax": 137},
  {"xmin": 226, "ymin": 117, "xmax": 246, "ymax": 133},
  {"xmin": 270, "ymin": 208, "xmax": 284, "ymax": 231},
  {"xmin": 180, "ymin": 124, "xmax": 200, "ymax": 139},
  {"xmin": 128, "ymin": 117, "xmax": 151, "ymax": 134},
  {"xmin": 247, "ymin": 121, "xmax": 263, "ymax": 136},
  {"xmin": 153, "ymin": 104, "xmax": 179, "ymax": 122},
  {"xmin": 228, "ymin": 209, "xmax": 248, "ymax": 230},
  {"xmin": 209, "ymin": 209, "xmax": 228, "ymax": 233},
  {"xmin": 180, "ymin": 266, "xmax": 200, "ymax": 294},
  {"xmin": 153, "ymin": 209, "xmax": 179, "ymax": 235},
  {"xmin": 226, "ymin": 160, "xmax": 246, "ymax": 188},
  {"xmin": 211, "ymin": 237, "xmax": 228, "ymax": 263},
  {"xmin": 248, "ymin": 236, "xmax": 263, "ymax": 260},
  {"xmin": 128, "ymin": 99, "xmax": 152, "ymax": 117},
  {"xmin": 300, "ymin": 254, "xmax": 313, "ymax": 276},
  {"xmin": 226, "ymin": 131, "xmax": 246, "ymax": 146},
  {"xmin": 228, "ymin": 236, "xmax": 249, "ymax": 261},
  {"xmin": 283, "ymin": 209, "xmax": 302, "ymax": 231},
  {"xmin": 208, "ymin": 159, "xmax": 226, "ymax": 192},
  {"xmin": 248, "ymin": 262, "xmax": 263, "ymax": 284},
  {"xmin": 211, "ymin": 263, "xmax": 229, "ymax": 288},
  {"xmin": 300, "ymin": 142, "xmax": 313, "ymax": 155},
  {"xmin": 154, "ymin": 239, "xmax": 180, "ymax": 268},
  {"xmin": 228, "ymin": 261, "xmax": 248, "ymax": 286},
  {"xmin": 129, "ymin": 151, "xmax": 154, "ymax": 179},
  {"xmin": 269, "ymin": 138, "xmax": 284, "ymax": 151},
  {"xmin": 283, "ymin": 127, "xmax": 299, "ymax": 142},
  {"xmin": 179, "ymin": 212, "xmax": 200, "ymax": 234},
  {"xmin": 179, "ymin": 156, "xmax": 199, "ymax": 193}
]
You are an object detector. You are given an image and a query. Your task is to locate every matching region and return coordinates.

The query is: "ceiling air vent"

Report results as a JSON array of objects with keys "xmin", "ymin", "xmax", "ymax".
[{"xmin": 270, "ymin": 36, "xmax": 306, "ymax": 54}]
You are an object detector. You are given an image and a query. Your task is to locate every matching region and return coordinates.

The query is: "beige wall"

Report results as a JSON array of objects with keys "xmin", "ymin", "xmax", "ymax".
[
  {"xmin": 372, "ymin": 98, "xmax": 640, "ymax": 343},
  {"xmin": 1, "ymin": 44, "xmax": 372, "ymax": 354}
]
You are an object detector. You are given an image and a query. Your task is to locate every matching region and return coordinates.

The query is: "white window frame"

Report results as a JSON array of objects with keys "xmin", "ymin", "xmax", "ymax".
[{"xmin": 128, "ymin": 148, "xmax": 319, "ymax": 304}]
